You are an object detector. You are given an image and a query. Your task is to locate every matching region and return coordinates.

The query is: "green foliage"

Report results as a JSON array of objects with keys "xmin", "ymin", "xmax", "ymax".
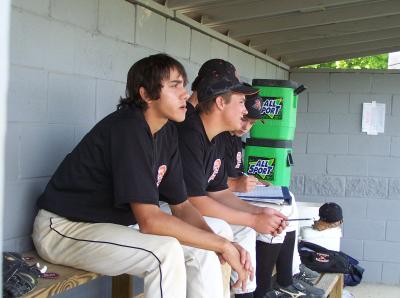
[{"xmin": 302, "ymin": 54, "xmax": 388, "ymax": 69}]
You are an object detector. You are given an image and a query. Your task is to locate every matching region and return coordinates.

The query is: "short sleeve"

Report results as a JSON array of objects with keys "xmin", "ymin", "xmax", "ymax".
[
  {"xmin": 206, "ymin": 159, "xmax": 228, "ymax": 192},
  {"xmin": 224, "ymin": 137, "xmax": 238, "ymax": 178},
  {"xmin": 178, "ymin": 129, "xmax": 208, "ymax": 196},
  {"xmin": 110, "ymin": 120, "xmax": 159, "ymax": 207},
  {"xmin": 158, "ymin": 141, "xmax": 187, "ymax": 205},
  {"xmin": 206, "ymin": 136, "xmax": 228, "ymax": 192},
  {"xmin": 225, "ymin": 136, "xmax": 244, "ymax": 178}
]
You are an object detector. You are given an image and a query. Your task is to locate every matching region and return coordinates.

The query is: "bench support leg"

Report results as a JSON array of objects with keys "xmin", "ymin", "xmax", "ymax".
[
  {"xmin": 112, "ymin": 274, "xmax": 132, "ymax": 298},
  {"xmin": 330, "ymin": 273, "xmax": 343, "ymax": 298}
]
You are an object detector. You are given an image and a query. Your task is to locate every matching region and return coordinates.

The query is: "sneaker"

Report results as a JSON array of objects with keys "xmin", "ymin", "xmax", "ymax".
[
  {"xmin": 277, "ymin": 284, "xmax": 306, "ymax": 298},
  {"xmin": 293, "ymin": 272, "xmax": 314, "ymax": 286},
  {"xmin": 263, "ymin": 289, "xmax": 292, "ymax": 298},
  {"xmin": 295, "ymin": 264, "xmax": 320, "ymax": 284},
  {"xmin": 291, "ymin": 281, "xmax": 325, "ymax": 298}
]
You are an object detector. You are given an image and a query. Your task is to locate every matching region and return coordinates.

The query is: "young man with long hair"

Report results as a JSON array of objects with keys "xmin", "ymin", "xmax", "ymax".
[{"xmin": 32, "ymin": 54, "xmax": 251, "ymax": 298}]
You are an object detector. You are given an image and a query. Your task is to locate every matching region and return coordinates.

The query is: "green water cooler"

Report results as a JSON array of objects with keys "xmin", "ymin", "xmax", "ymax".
[
  {"xmin": 250, "ymin": 79, "xmax": 305, "ymax": 140},
  {"xmin": 244, "ymin": 139, "xmax": 293, "ymax": 187},
  {"xmin": 243, "ymin": 79, "xmax": 306, "ymax": 186}
]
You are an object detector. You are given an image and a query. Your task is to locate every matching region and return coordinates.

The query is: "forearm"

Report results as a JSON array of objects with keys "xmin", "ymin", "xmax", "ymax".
[
  {"xmin": 131, "ymin": 202, "xmax": 230, "ymax": 253},
  {"xmin": 170, "ymin": 200, "xmax": 214, "ymax": 234},
  {"xmin": 141, "ymin": 210, "xmax": 229, "ymax": 252},
  {"xmin": 208, "ymin": 189, "xmax": 261, "ymax": 214},
  {"xmin": 189, "ymin": 195, "xmax": 257, "ymax": 228},
  {"xmin": 227, "ymin": 177, "xmax": 240, "ymax": 192}
]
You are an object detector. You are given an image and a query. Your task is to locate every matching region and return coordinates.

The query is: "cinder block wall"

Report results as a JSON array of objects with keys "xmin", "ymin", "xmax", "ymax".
[
  {"xmin": 4, "ymin": 0, "xmax": 287, "ymax": 296},
  {"xmin": 290, "ymin": 69, "xmax": 400, "ymax": 284}
]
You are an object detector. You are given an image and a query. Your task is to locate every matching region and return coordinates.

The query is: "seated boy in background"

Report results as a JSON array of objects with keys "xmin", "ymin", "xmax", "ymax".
[
  {"xmin": 177, "ymin": 59, "xmax": 287, "ymax": 298},
  {"xmin": 224, "ymin": 89, "xmax": 324, "ymax": 298}
]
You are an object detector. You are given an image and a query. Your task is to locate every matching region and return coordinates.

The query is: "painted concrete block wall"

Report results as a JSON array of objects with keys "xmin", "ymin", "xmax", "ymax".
[
  {"xmin": 290, "ymin": 69, "xmax": 400, "ymax": 284},
  {"xmin": 5, "ymin": 0, "xmax": 287, "ymax": 296}
]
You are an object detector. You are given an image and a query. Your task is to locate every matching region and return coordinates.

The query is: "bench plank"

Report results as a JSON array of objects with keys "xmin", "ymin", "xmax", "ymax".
[
  {"xmin": 22, "ymin": 252, "xmax": 101, "ymax": 298},
  {"xmin": 329, "ymin": 273, "xmax": 343, "ymax": 298},
  {"xmin": 315, "ymin": 273, "xmax": 343, "ymax": 298},
  {"xmin": 22, "ymin": 252, "xmax": 131, "ymax": 298}
]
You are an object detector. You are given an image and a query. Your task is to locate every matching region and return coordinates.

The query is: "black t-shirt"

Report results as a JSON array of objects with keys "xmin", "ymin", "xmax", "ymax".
[
  {"xmin": 223, "ymin": 133, "xmax": 244, "ymax": 178},
  {"xmin": 177, "ymin": 103, "xmax": 228, "ymax": 196},
  {"xmin": 38, "ymin": 105, "xmax": 187, "ymax": 225}
]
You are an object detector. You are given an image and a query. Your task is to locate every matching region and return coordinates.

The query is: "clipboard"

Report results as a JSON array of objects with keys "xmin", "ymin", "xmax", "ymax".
[{"xmin": 234, "ymin": 185, "xmax": 292, "ymax": 205}]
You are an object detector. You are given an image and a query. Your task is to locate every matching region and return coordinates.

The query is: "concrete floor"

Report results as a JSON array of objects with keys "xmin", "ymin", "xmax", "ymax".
[
  {"xmin": 135, "ymin": 282, "xmax": 400, "ymax": 298},
  {"xmin": 346, "ymin": 283, "xmax": 400, "ymax": 298}
]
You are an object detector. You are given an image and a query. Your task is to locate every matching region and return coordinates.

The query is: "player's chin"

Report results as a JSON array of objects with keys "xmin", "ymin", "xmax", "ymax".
[
  {"xmin": 233, "ymin": 121, "xmax": 243, "ymax": 132},
  {"xmin": 171, "ymin": 109, "xmax": 186, "ymax": 122},
  {"xmin": 234, "ymin": 131, "xmax": 243, "ymax": 137}
]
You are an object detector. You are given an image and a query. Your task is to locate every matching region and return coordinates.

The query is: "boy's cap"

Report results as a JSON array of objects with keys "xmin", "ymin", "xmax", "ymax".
[
  {"xmin": 243, "ymin": 83, "xmax": 262, "ymax": 120},
  {"xmin": 198, "ymin": 59, "xmax": 236, "ymax": 79},
  {"xmin": 192, "ymin": 59, "xmax": 237, "ymax": 91},
  {"xmin": 319, "ymin": 202, "xmax": 343, "ymax": 223},
  {"xmin": 197, "ymin": 73, "xmax": 258, "ymax": 103}
]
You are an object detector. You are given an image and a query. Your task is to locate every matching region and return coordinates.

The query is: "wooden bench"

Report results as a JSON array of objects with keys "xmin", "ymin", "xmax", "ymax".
[
  {"xmin": 270, "ymin": 268, "xmax": 343, "ymax": 298},
  {"xmin": 22, "ymin": 251, "xmax": 231, "ymax": 298},
  {"xmin": 314, "ymin": 273, "xmax": 343, "ymax": 298},
  {"xmin": 22, "ymin": 252, "xmax": 132, "ymax": 298}
]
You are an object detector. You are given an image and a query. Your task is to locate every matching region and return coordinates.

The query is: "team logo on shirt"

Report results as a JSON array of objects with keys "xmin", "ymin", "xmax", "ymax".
[
  {"xmin": 235, "ymin": 151, "xmax": 242, "ymax": 169},
  {"xmin": 156, "ymin": 165, "xmax": 167, "ymax": 187},
  {"xmin": 208, "ymin": 159, "xmax": 221, "ymax": 182}
]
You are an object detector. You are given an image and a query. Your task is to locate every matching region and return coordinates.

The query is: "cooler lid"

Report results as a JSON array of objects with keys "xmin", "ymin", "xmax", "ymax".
[
  {"xmin": 252, "ymin": 79, "xmax": 299, "ymax": 90},
  {"xmin": 246, "ymin": 138, "xmax": 292, "ymax": 148}
]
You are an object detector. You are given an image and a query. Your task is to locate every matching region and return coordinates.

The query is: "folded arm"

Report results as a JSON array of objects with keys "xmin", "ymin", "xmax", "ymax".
[
  {"xmin": 131, "ymin": 201, "xmax": 224, "ymax": 251},
  {"xmin": 131, "ymin": 200, "xmax": 252, "ymax": 290},
  {"xmin": 190, "ymin": 189, "xmax": 288, "ymax": 235}
]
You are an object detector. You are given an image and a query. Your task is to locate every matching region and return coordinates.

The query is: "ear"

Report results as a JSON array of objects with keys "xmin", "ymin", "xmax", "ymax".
[
  {"xmin": 215, "ymin": 95, "xmax": 225, "ymax": 111},
  {"xmin": 139, "ymin": 87, "xmax": 152, "ymax": 104}
]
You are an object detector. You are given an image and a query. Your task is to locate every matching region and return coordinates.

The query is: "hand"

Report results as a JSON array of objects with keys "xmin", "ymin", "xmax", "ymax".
[
  {"xmin": 236, "ymin": 175, "xmax": 258, "ymax": 192},
  {"xmin": 257, "ymin": 180, "xmax": 273, "ymax": 186},
  {"xmin": 216, "ymin": 253, "xmax": 226, "ymax": 265},
  {"xmin": 220, "ymin": 242, "xmax": 251, "ymax": 291},
  {"xmin": 253, "ymin": 207, "xmax": 288, "ymax": 235},
  {"xmin": 231, "ymin": 242, "xmax": 254, "ymax": 281}
]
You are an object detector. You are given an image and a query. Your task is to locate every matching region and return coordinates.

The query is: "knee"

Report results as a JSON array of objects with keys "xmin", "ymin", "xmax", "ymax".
[
  {"xmin": 159, "ymin": 236, "xmax": 184, "ymax": 263},
  {"xmin": 205, "ymin": 217, "xmax": 233, "ymax": 241},
  {"xmin": 204, "ymin": 249, "xmax": 220, "ymax": 266},
  {"xmin": 234, "ymin": 226, "xmax": 257, "ymax": 256},
  {"xmin": 238, "ymin": 226, "xmax": 257, "ymax": 242}
]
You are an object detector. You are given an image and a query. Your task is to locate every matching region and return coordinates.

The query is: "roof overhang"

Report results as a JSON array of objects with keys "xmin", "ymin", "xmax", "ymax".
[{"xmin": 143, "ymin": 0, "xmax": 400, "ymax": 67}]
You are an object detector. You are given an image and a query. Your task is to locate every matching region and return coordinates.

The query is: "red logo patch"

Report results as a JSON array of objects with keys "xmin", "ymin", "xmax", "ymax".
[
  {"xmin": 235, "ymin": 151, "xmax": 242, "ymax": 169},
  {"xmin": 208, "ymin": 159, "xmax": 221, "ymax": 182},
  {"xmin": 156, "ymin": 165, "xmax": 167, "ymax": 187}
]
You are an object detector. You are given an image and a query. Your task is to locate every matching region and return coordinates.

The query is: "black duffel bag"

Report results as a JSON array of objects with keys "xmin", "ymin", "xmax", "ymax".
[{"xmin": 298, "ymin": 241, "xmax": 364, "ymax": 286}]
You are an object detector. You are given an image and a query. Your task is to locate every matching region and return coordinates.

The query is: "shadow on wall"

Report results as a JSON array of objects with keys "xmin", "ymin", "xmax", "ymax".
[{"xmin": 2, "ymin": 124, "xmax": 77, "ymax": 252}]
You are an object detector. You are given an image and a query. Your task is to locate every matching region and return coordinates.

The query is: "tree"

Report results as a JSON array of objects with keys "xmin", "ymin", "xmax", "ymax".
[{"xmin": 302, "ymin": 54, "xmax": 388, "ymax": 69}]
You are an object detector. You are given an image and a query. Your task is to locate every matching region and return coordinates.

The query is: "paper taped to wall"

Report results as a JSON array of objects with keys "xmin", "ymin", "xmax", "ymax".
[{"xmin": 362, "ymin": 101, "xmax": 385, "ymax": 135}]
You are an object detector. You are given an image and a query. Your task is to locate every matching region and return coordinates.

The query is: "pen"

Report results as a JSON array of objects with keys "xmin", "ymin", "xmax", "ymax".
[
  {"xmin": 286, "ymin": 218, "xmax": 313, "ymax": 221},
  {"xmin": 241, "ymin": 172, "xmax": 271, "ymax": 186}
]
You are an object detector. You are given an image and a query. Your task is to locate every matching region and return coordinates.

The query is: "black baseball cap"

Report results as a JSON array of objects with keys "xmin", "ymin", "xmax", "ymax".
[
  {"xmin": 192, "ymin": 59, "xmax": 237, "ymax": 91},
  {"xmin": 197, "ymin": 75, "xmax": 258, "ymax": 103},
  {"xmin": 319, "ymin": 202, "xmax": 343, "ymax": 223},
  {"xmin": 243, "ymin": 83, "xmax": 262, "ymax": 120}
]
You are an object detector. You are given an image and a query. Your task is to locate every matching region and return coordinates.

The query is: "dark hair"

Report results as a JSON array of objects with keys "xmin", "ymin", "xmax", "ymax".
[
  {"xmin": 118, "ymin": 54, "xmax": 188, "ymax": 110},
  {"xmin": 191, "ymin": 76, "xmax": 201, "ymax": 91},
  {"xmin": 196, "ymin": 92, "xmax": 232, "ymax": 114}
]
